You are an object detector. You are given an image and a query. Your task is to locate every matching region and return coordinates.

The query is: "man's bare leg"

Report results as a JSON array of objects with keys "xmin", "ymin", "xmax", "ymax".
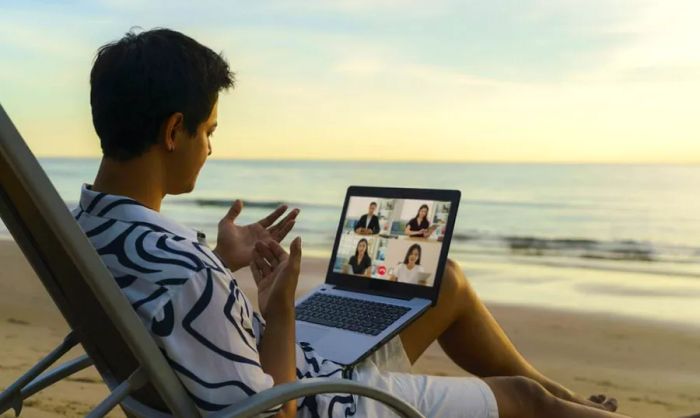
[
  {"xmin": 400, "ymin": 259, "xmax": 615, "ymax": 411},
  {"xmin": 485, "ymin": 376, "xmax": 630, "ymax": 418}
]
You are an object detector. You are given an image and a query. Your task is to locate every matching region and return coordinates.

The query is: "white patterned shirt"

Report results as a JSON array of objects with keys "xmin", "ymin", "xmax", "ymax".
[
  {"xmin": 395, "ymin": 263, "xmax": 425, "ymax": 285},
  {"xmin": 72, "ymin": 185, "xmax": 357, "ymax": 417}
]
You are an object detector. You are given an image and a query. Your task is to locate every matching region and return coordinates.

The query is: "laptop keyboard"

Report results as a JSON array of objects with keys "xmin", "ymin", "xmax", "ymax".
[{"xmin": 295, "ymin": 293, "xmax": 410, "ymax": 336}]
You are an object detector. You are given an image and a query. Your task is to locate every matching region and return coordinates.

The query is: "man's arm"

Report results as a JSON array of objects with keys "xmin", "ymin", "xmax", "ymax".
[
  {"xmin": 250, "ymin": 239, "xmax": 302, "ymax": 417},
  {"xmin": 354, "ymin": 215, "xmax": 365, "ymax": 233},
  {"xmin": 371, "ymin": 216, "xmax": 380, "ymax": 234},
  {"xmin": 149, "ymin": 266, "xmax": 280, "ymax": 416},
  {"xmin": 258, "ymin": 305, "xmax": 296, "ymax": 417}
]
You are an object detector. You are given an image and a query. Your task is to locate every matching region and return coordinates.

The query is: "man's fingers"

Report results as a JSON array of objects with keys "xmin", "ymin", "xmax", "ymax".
[
  {"xmin": 223, "ymin": 200, "xmax": 243, "ymax": 222},
  {"xmin": 270, "ymin": 208, "xmax": 300, "ymax": 231},
  {"xmin": 249, "ymin": 258, "xmax": 262, "ymax": 282},
  {"xmin": 267, "ymin": 240, "xmax": 290, "ymax": 262},
  {"xmin": 258, "ymin": 205, "xmax": 288, "ymax": 228},
  {"xmin": 252, "ymin": 250, "xmax": 272, "ymax": 276},
  {"xmin": 269, "ymin": 209, "xmax": 300, "ymax": 239},
  {"xmin": 289, "ymin": 237, "xmax": 302, "ymax": 265},
  {"xmin": 273, "ymin": 220, "xmax": 296, "ymax": 242},
  {"xmin": 255, "ymin": 241, "xmax": 280, "ymax": 268}
]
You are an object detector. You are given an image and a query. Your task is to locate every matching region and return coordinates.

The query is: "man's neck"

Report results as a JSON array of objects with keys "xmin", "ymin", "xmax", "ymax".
[{"xmin": 92, "ymin": 156, "xmax": 165, "ymax": 212}]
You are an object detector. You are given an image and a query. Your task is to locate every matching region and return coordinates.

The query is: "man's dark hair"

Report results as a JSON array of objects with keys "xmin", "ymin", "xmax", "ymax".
[
  {"xmin": 370, "ymin": 202, "xmax": 377, "ymax": 207},
  {"xmin": 90, "ymin": 28, "xmax": 234, "ymax": 160}
]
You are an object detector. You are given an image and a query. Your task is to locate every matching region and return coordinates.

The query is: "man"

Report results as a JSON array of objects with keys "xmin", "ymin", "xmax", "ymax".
[
  {"xmin": 75, "ymin": 28, "xmax": 628, "ymax": 417},
  {"xmin": 354, "ymin": 201, "xmax": 380, "ymax": 235}
]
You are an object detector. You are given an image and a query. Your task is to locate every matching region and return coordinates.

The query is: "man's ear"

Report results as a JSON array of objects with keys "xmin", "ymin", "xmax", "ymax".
[{"xmin": 162, "ymin": 112, "xmax": 185, "ymax": 152}]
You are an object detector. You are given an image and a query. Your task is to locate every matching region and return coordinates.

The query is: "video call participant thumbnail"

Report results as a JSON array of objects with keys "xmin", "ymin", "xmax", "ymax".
[
  {"xmin": 355, "ymin": 201, "xmax": 380, "ymax": 235},
  {"xmin": 405, "ymin": 204, "xmax": 434, "ymax": 238},
  {"xmin": 389, "ymin": 243, "xmax": 426, "ymax": 285},
  {"xmin": 347, "ymin": 238, "xmax": 372, "ymax": 277}
]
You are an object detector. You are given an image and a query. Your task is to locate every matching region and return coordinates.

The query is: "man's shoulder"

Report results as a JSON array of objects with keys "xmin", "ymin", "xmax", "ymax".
[
  {"xmin": 120, "ymin": 222, "xmax": 226, "ymax": 274},
  {"xmin": 76, "ymin": 210, "xmax": 226, "ymax": 274}
]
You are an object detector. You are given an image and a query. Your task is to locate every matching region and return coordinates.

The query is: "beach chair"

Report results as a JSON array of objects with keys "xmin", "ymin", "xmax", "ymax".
[{"xmin": 0, "ymin": 103, "xmax": 425, "ymax": 418}]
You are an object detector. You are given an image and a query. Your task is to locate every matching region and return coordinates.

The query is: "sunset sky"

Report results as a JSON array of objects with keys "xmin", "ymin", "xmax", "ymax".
[{"xmin": 1, "ymin": 0, "xmax": 699, "ymax": 162}]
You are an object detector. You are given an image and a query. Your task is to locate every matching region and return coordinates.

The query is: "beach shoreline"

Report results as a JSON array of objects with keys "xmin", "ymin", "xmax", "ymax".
[{"xmin": 1, "ymin": 239, "xmax": 699, "ymax": 417}]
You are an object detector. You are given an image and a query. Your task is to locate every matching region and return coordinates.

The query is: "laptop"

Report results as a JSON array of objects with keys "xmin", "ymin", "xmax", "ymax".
[{"xmin": 295, "ymin": 186, "xmax": 461, "ymax": 366}]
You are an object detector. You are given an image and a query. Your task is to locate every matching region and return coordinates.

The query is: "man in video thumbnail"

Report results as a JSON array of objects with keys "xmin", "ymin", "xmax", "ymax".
[{"xmin": 354, "ymin": 201, "xmax": 380, "ymax": 235}]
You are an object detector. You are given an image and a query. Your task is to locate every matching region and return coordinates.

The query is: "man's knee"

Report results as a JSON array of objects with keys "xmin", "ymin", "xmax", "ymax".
[
  {"xmin": 443, "ymin": 257, "xmax": 460, "ymax": 281},
  {"xmin": 442, "ymin": 258, "xmax": 472, "ymax": 297},
  {"xmin": 485, "ymin": 376, "xmax": 555, "ymax": 418}
]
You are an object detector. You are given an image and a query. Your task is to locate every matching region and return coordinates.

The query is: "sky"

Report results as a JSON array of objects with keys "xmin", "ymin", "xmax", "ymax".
[{"xmin": 0, "ymin": 0, "xmax": 699, "ymax": 163}]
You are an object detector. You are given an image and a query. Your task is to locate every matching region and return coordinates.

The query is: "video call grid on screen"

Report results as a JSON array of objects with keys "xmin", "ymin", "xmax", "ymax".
[{"xmin": 332, "ymin": 196, "xmax": 453, "ymax": 287}]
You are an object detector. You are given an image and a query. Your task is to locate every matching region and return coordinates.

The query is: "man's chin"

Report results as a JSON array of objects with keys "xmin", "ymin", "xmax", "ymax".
[{"xmin": 171, "ymin": 181, "xmax": 197, "ymax": 195}]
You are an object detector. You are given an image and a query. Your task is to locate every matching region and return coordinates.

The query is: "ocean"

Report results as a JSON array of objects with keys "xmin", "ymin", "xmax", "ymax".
[{"xmin": 3, "ymin": 158, "xmax": 700, "ymax": 326}]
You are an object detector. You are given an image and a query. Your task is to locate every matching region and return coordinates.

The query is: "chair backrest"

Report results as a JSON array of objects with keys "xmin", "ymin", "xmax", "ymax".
[{"xmin": 0, "ymin": 104, "xmax": 200, "ymax": 417}]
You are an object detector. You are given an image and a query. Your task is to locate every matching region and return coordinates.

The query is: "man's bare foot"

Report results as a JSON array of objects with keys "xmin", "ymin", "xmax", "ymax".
[
  {"xmin": 588, "ymin": 394, "xmax": 619, "ymax": 412},
  {"xmin": 559, "ymin": 391, "xmax": 618, "ymax": 412},
  {"xmin": 539, "ymin": 378, "xmax": 619, "ymax": 412}
]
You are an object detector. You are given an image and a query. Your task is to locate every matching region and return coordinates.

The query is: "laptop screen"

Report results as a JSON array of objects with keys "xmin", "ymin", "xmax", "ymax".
[{"xmin": 326, "ymin": 187, "xmax": 460, "ymax": 303}]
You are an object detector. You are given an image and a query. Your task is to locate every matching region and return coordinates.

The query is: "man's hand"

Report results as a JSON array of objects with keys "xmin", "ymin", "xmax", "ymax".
[
  {"xmin": 250, "ymin": 238, "xmax": 302, "ymax": 318},
  {"xmin": 253, "ymin": 239, "xmax": 301, "ymax": 418},
  {"xmin": 213, "ymin": 200, "xmax": 299, "ymax": 272}
]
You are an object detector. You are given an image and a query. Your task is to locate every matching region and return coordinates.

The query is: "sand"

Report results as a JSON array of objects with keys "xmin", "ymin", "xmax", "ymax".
[{"xmin": 1, "ymin": 238, "xmax": 699, "ymax": 417}]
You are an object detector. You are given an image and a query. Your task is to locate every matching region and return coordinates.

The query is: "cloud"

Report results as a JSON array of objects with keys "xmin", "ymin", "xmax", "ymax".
[
  {"xmin": 1, "ymin": 0, "xmax": 698, "ymax": 161},
  {"xmin": 0, "ymin": 20, "xmax": 93, "ymax": 60},
  {"xmin": 567, "ymin": 1, "xmax": 700, "ymax": 83}
]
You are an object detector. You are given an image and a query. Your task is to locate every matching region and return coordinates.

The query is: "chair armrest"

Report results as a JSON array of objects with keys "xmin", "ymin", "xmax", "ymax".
[{"xmin": 209, "ymin": 377, "xmax": 424, "ymax": 418}]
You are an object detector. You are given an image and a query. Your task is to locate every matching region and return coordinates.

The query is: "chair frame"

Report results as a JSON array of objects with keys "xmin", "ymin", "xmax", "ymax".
[{"xmin": 0, "ymin": 103, "xmax": 424, "ymax": 418}]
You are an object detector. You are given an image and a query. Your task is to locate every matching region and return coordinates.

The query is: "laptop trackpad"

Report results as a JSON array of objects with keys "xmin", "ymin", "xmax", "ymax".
[{"xmin": 296, "ymin": 323, "xmax": 326, "ymax": 344}]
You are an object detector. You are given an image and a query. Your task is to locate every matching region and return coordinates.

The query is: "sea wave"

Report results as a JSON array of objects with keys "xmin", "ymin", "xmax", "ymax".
[
  {"xmin": 460, "ymin": 198, "xmax": 583, "ymax": 210},
  {"xmin": 55, "ymin": 198, "xmax": 700, "ymax": 267},
  {"xmin": 195, "ymin": 198, "xmax": 287, "ymax": 209},
  {"xmin": 169, "ymin": 198, "xmax": 338, "ymax": 210},
  {"xmin": 448, "ymin": 233, "xmax": 700, "ymax": 265},
  {"xmin": 166, "ymin": 195, "xmax": 650, "ymax": 215}
]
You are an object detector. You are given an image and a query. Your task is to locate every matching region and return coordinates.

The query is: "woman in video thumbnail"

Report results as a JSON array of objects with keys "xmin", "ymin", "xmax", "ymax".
[
  {"xmin": 390, "ymin": 243, "xmax": 426, "ymax": 284},
  {"xmin": 347, "ymin": 238, "xmax": 372, "ymax": 277},
  {"xmin": 405, "ymin": 204, "xmax": 432, "ymax": 238}
]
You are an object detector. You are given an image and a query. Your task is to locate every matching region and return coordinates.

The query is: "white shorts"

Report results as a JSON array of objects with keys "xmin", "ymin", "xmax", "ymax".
[{"xmin": 352, "ymin": 337, "xmax": 499, "ymax": 418}]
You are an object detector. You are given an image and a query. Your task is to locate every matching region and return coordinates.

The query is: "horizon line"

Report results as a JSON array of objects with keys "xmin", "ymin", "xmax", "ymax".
[{"xmin": 35, "ymin": 155, "xmax": 700, "ymax": 166}]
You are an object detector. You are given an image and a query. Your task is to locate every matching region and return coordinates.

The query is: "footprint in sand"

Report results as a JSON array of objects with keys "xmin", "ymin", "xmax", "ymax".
[
  {"xmin": 65, "ymin": 376, "xmax": 101, "ymax": 384},
  {"xmin": 573, "ymin": 376, "xmax": 631, "ymax": 391},
  {"xmin": 628, "ymin": 395, "xmax": 672, "ymax": 407},
  {"xmin": 6, "ymin": 318, "xmax": 30, "ymax": 325},
  {"xmin": 678, "ymin": 393, "xmax": 700, "ymax": 402}
]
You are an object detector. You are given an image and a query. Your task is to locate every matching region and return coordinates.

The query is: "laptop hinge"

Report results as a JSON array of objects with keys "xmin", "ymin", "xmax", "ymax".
[{"xmin": 332, "ymin": 285, "xmax": 413, "ymax": 300}]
